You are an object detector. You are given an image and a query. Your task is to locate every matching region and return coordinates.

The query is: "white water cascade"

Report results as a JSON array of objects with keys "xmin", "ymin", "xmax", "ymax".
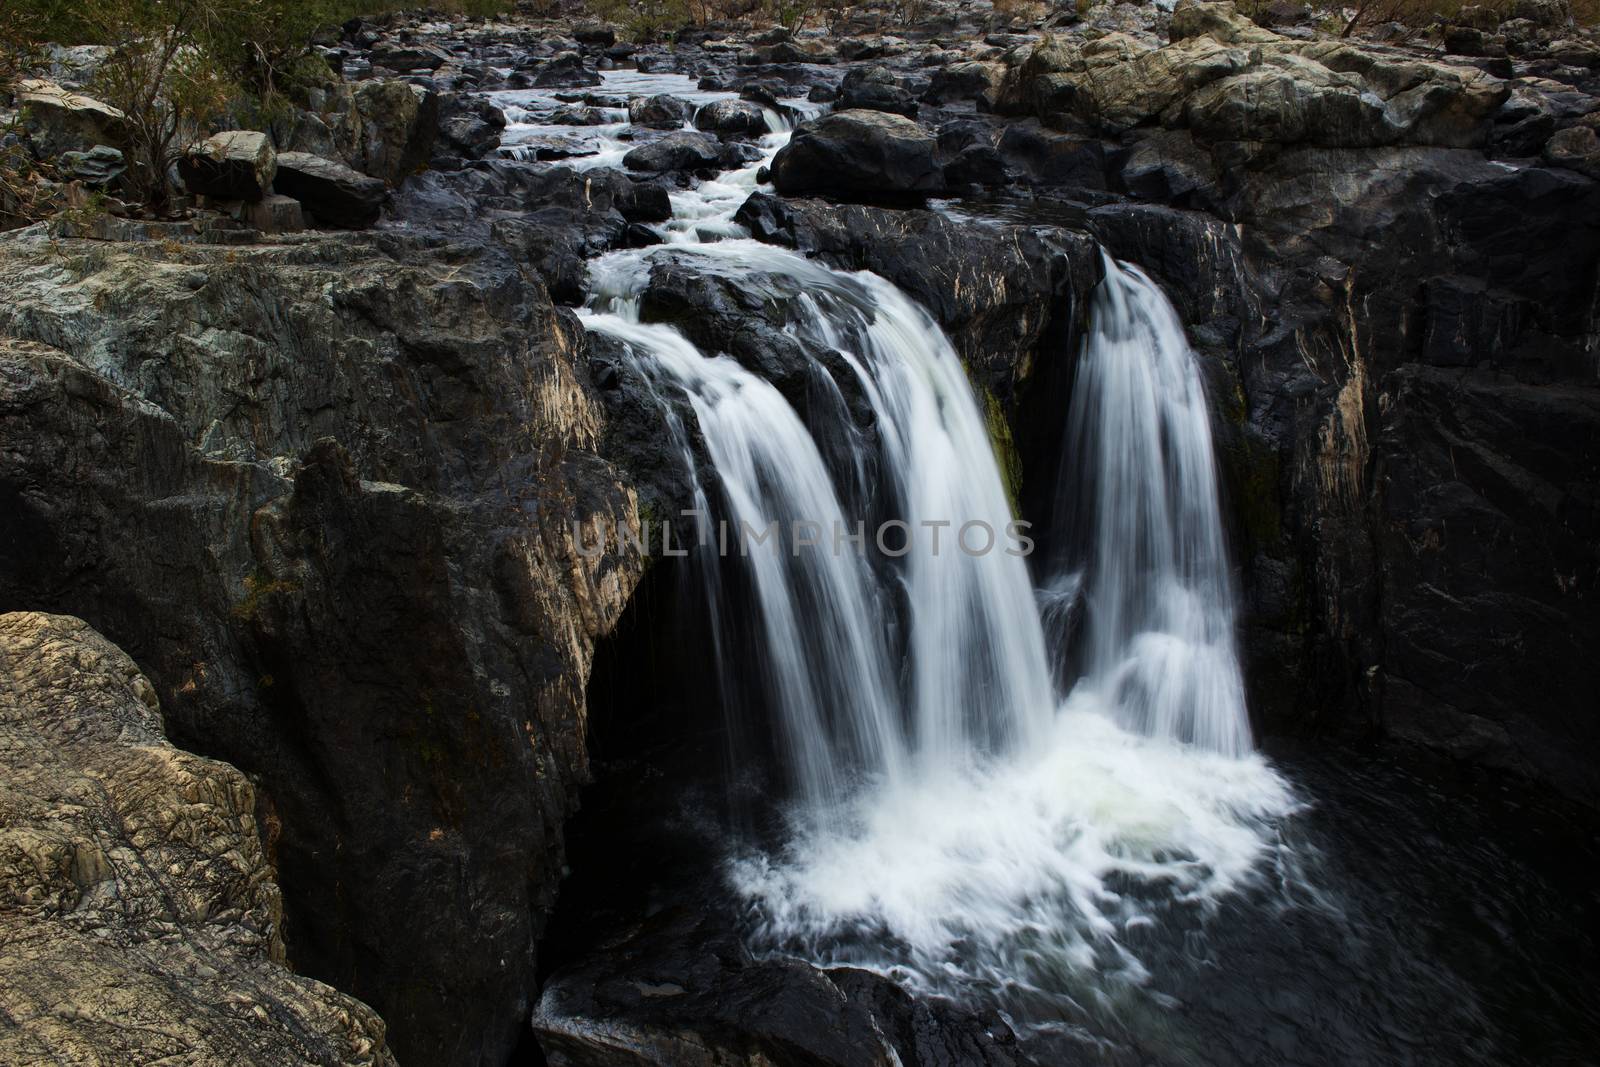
[
  {"xmin": 1044, "ymin": 256, "xmax": 1253, "ymax": 756},
  {"xmin": 554, "ymin": 70, "xmax": 1298, "ymax": 1038}
]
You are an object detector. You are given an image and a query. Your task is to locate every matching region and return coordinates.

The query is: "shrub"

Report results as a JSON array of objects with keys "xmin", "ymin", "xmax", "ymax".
[
  {"xmin": 2, "ymin": 6, "xmax": 59, "ymax": 227},
  {"xmin": 586, "ymin": 0, "xmax": 693, "ymax": 40}
]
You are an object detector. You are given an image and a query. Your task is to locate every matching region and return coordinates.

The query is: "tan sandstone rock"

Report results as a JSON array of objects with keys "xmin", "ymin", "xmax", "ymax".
[{"xmin": 0, "ymin": 611, "xmax": 396, "ymax": 1067}]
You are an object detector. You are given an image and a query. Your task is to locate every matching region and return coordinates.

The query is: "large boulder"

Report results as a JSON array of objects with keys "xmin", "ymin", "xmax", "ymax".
[
  {"xmin": 1182, "ymin": 53, "xmax": 1398, "ymax": 147},
  {"xmin": 273, "ymin": 152, "xmax": 387, "ymax": 228},
  {"xmin": 768, "ymin": 110, "xmax": 944, "ymax": 199},
  {"xmin": 693, "ymin": 98, "xmax": 771, "ymax": 137},
  {"xmin": 995, "ymin": 3, "xmax": 1510, "ymax": 148},
  {"xmin": 1169, "ymin": 0, "xmax": 1282, "ymax": 43},
  {"xmin": 838, "ymin": 79, "xmax": 920, "ymax": 117},
  {"xmin": 436, "ymin": 93, "xmax": 506, "ymax": 160},
  {"xmin": 178, "ymin": 130, "xmax": 277, "ymax": 202},
  {"xmin": 536, "ymin": 51, "xmax": 602, "ymax": 87},
  {"xmin": 352, "ymin": 80, "xmax": 439, "ymax": 185},
  {"xmin": 368, "ymin": 41, "xmax": 450, "ymax": 72},
  {"xmin": 629, "ymin": 93, "xmax": 694, "ymax": 129},
  {"xmin": 923, "ymin": 61, "xmax": 1005, "ymax": 105},
  {"xmin": 13, "ymin": 79, "xmax": 126, "ymax": 158},
  {"xmin": 1542, "ymin": 125, "xmax": 1600, "ymax": 177},
  {"xmin": 623, "ymin": 130, "xmax": 722, "ymax": 173},
  {"xmin": 0, "ymin": 609, "xmax": 396, "ymax": 1067}
]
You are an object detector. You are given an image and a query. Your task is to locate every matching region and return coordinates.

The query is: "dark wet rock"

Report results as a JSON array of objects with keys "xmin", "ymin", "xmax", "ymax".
[
  {"xmin": 624, "ymin": 131, "xmax": 722, "ymax": 173},
  {"xmin": 769, "ymin": 110, "xmax": 944, "ymax": 200},
  {"xmin": 995, "ymin": 122, "xmax": 1110, "ymax": 189},
  {"xmin": 178, "ymin": 130, "xmax": 277, "ymax": 202},
  {"xmin": 924, "ymin": 60, "xmax": 1005, "ymax": 105},
  {"xmin": 694, "ymin": 98, "xmax": 772, "ymax": 136},
  {"xmin": 718, "ymin": 140, "xmax": 767, "ymax": 167},
  {"xmin": 629, "ymin": 93, "xmax": 695, "ymax": 129},
  {"xmin": 739, "ymin": 83, "xmax": 784, "ymax": 108},
  {"xmin": 0, "ymin": 231, "xmax": 644, "ymax": 1067},
  {"xmin": 273, "ymin": 152, "xmax": 387, "ymax": 228},
  {"xmin": 1372, "ymin": 367, "xmax": 1600, "ymax": 792},
  {"xmin": 535, "ymin": 907, "xmax": 1033, "ymax": 1067},
  {"xmin": 736, "ymin": 193, "xmax": 1096, "ymax": 398},
  {"xmin": 537, "ymin": 51, "xmax": 603, "ymax": 87},
  {"xmin": 1543, "ymin": 124, "xmax": 1600, "ymax": 175},
  {"xmin": 550, "ymin": 105, "xmax": 614, "ymax": 125},
  {"xmin": 437, "ymin": 92, "xmax": 506, "ymax": 159},
  {"xmin": 839, "ymin": 79, "xmax": 921, "ymax": 117},
  {"xmin": 369, "ymin": 41, "xmax": 450, "ymax": 71},
  {"xmin": 1112, "ymin": 128, "xmax": 1223, "ymax": 209},
  {"xmin": 615, "ymin": 178, "xmax": 674, "ymax": 223},
  {"xmin": 574, "ymin": 22, "xmax": 617, "ymax": 47},
  {"xmin": 1490, "ymin": 85, "xmax": 1562, "ymax": 156},
  {"xmin": 941, "ymin": 132, "xmax": 1013, "ymax": 186},
  {"xmin": 1444, "ymin": 26, "xmax": 1504, "ymax": 58},
  {"xmin": 389, "ymin": 161, "xmax": 668, "ymax": 242},
  {"xmin": 490, "ymin": 216, "xmax": 590, "ymax": 304}
]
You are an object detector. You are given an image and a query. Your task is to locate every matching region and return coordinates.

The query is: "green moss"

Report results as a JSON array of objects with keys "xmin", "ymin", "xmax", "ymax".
[
  {"xmin": 230, "ymin": 569, "xmax": 301, "ymax": 623},
  {"xmin": 977, "ymin": 385, "xmax": 1024, "ymax": 518}
]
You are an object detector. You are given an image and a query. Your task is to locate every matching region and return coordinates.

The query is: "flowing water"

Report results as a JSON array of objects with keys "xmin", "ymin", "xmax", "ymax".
[
  {"xmin": 544, "ymin": 71, "xmax": 1305, "ymax": 1047},
  {"xmin": 1042, "ymin": 255, "xmax": 1252, "ymax": 756}
]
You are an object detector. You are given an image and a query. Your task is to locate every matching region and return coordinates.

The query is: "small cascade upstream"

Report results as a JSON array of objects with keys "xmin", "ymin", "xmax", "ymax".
[{"xmin": 559, "ymin": 70, "xmax": 1299, "ymax": 1041}]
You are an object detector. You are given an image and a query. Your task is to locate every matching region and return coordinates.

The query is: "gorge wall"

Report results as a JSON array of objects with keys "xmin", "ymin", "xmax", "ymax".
[{"xmin": 0, "ymin": 233, "xmax": 644, "ymax": 1064}]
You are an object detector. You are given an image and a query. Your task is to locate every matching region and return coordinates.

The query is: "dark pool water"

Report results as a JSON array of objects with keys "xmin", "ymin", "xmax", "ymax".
[{"xmin": 538, "ymin": 719, "xmax": 1600, "ymax": 1067}]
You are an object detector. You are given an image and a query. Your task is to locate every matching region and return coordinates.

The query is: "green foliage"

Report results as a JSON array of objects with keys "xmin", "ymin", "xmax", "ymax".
[
  {"xmin": 1, "ymin": 9, "xmax": 51, "ymax": 227},
  {"xmin": 585, "ymin": 0, "xmax": 693, "ymax": 41},
  {"xmin": 4, "ymin": 0, "xmax": 516, "ymax": 213}
]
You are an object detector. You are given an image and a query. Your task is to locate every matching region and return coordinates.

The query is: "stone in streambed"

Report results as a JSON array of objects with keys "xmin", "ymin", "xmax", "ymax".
[
  {"xmin": 629, "ymin": 93, "xmax": 694, "ymax": 129},
  {"xmin": 623, "ymin": 131, "xmax": 721, "ymax": 173},
  {"xmin": 694, "ymin": 99, "xmax": 771, "ymax": 137},
  {"xmin": 536, "ymin": 51, "xmax": 602, "ymax": 87},
  {"xmin": 768, "ymin": 110, "xmax": 944, "ymax": 199},
  {"xmin": 437, "ymin": 93, "xmax": 506, "ymax": 159}
]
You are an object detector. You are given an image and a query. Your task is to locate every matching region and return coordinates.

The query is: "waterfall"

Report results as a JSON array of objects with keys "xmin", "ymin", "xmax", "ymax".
[
  {"xmin": 552, "ymin": 70, "xmax": 1297, "ymax": 1040},
  {"xmin": 584, "ymin": 242, "xmax": 1053, "ymax": 814},
  {"xmin": 1045, "ymin": 255, "xmax": 1252, "ymax": 756}
]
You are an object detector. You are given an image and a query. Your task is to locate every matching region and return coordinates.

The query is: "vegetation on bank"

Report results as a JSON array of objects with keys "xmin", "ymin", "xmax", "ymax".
[{"xmin": 2, "ymin": 0, "xmax": 515, "ymax": 222}]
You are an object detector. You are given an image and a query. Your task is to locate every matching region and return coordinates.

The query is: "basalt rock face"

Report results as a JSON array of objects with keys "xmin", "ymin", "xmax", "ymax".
[
  {"xmin": 732, "ymin": 0, "xmax": 1600, "ymax": 805},
  {"xmin": 0, "ymin": 230, "xmax": 644, "ymax": 1066},
  {"xmin": 0, "ymin": 610, "xmax": 395, "ymax": 1067}
]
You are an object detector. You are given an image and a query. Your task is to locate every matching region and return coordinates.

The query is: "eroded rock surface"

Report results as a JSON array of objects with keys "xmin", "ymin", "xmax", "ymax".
[
  {"xmin": 0, "ymin": 610, "xmax": 395, "ymax": 1067},
  {"xmin": 0, "ymin": 230, "xmax": 644, "ymax": 1067}
]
